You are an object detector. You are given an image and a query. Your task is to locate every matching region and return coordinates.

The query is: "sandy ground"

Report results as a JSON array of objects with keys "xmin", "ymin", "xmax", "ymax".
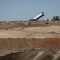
[
  {"xmin": 0, "ymin": 25, "xmax": 60, "ymax": 60},
  {"xmin": 0, "ymin": 25, "xmax": 60, "ymax": 38}
]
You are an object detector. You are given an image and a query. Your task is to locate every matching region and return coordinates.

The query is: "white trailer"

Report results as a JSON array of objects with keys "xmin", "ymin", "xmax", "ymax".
[{"xmin": 30, "ymin": 12, "xmax": 44, "ymax": 21}]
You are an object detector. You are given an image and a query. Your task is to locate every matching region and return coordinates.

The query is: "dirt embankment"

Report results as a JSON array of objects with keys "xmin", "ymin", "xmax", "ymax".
[
  {"xmin": 0, "ymin": 38, "xmax": 60, "ymax": 56},
  {"xmin": 0, "ymin": 38, "xmax": 60, "ymax": 60}
]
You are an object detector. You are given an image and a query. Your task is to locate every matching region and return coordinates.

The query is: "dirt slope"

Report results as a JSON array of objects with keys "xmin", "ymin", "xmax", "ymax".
[{"xmin": 0, "ymin": 38, "xmax": 60, "ymax": 56}]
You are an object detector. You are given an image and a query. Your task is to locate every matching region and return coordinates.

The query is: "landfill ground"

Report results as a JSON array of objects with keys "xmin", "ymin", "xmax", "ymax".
[{"xmin": 0, "ymin": 21, "xmax": 60, "ymax": 60}]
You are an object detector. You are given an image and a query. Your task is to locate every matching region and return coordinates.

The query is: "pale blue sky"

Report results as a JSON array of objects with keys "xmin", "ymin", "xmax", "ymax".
[{"xmin": 0, "ymin": 0, "xmax": 60, "ymax": 21}]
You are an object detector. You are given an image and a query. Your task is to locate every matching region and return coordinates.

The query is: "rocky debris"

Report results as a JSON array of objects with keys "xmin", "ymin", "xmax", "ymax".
[
  {"xmin": 0, "ymin": 52, "xmax": 20, "ymax": 60},
  {"xmin": 0, "ymin": 48, "xmax": 59, "ymax": 60},
  {"xmin": 52, "ymin": 50, "xmax": 60, "ymax": 60}
]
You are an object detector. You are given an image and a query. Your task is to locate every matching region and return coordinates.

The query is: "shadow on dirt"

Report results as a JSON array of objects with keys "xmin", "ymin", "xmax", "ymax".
[
  {"xmin": 0, "ymin": 48, "xmax": 59, "ymax": 60},
  {"xmin": 0, "ymin": 52, "xmax": 20, "ymax": 60}
]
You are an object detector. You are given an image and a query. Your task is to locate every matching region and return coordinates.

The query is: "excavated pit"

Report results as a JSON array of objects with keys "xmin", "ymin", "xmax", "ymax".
[{"xmin": 0, "ymin": 38, "xmax": 60, "ymax": 60}]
